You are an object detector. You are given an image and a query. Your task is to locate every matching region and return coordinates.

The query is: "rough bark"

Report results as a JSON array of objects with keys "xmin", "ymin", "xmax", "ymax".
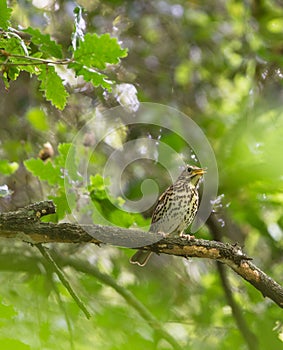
[{"xmin": 0, "ymin": 200, "xmax": 282, "ymax": 308}]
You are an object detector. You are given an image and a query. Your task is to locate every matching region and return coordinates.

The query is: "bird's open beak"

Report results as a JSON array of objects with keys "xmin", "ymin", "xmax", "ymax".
[{"xmin": 192, "ymin": 168, "xmax": 207, "ymax": 176}]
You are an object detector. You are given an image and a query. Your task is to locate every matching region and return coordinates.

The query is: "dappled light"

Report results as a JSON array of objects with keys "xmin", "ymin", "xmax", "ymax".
[{"xmin": 1, "ymin": 1, "xmax": 283, "ymax": 349}]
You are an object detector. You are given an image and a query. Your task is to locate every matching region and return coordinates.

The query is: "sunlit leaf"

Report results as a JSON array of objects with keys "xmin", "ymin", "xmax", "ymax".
[
  {"xmin": 48, "ymin": 191, "xmax": 74, "ymax": 221},
  {"xmin": 26, "ymin": 107, "xmax": 49, "ymax": 131},
  {"xmin": 23, "ymin": 27, "xmax": 63, "ymax": 58},
  {"xmin": 69, "ymin": 63, "xmax": 113, "ymax": 90},
  {"xmin": 56, "ymin": 142, "xmax": 82, "ymax": 182},
  {"xmin": 0, "ymin": 338, "xmax": 29, "ymax": 350},
  {"xmin": 38, "ymin": 65, "xmax": 69, "ymax": 110},
  {"xmin": 24, "ymin": 158, "xmax": 63, "ymax": 186},
  {"xmin": 73, "ymin": 33, "xmax": 127, "ymax": 69},
  {"xmin": 0, "ymin": 0, "xmax": 12, "ymax": 30},
  {"xmin": 0, "ymin": 160, "xmax": 18, "ymax": 175}
]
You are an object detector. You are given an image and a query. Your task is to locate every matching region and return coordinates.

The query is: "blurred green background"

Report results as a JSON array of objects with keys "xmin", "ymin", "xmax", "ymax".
[{"xmin": 0, "ymin": 0, "xmax": 283, "ymax": 349}]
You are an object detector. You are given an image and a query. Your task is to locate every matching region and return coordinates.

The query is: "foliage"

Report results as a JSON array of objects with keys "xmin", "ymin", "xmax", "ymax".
[
  {"xmin": 24, "ymin": 143, "xmax": 79, "ymax": 221},
  {"xmin": 0, "ymin": 159, "xmax": 18, "ymax": 175},
  {"xmin": 0, "ymin": 0, "xmax": 12, "ymax": 30},
  {"xmin": 0, "ymin": 0, "xmax": 283, "ymax": 349},
  {"xmin": 0, "ymin": 3, "xmax": 127, "ymax": 109}
]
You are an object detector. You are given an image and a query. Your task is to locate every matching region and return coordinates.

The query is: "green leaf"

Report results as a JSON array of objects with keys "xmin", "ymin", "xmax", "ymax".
[
  {"xmin": 4, "ymin": 65, "xmax": 20, "ymax": 82},
  {"xmin": 73, "ymin": 33, "xmax": 127, "ymax": 70},
  {"xmin": 1, "ymin": 71, "xmax": 10, "ymax": 88},
  {"xmin": 70, "ymin": 33, "xmax": 127, "ymax": 91},
  {"xmin": 38, "ymin": 65, "xmax": 68, "ymax": 110},
  {"xmin": 0, "ymin": 36, "xmax": 28, "ymax": 56},
  {"xmin": 69, "ymin": 63, "xmax": 112, "ymax": 90},
  {"xmin": 48, "ymin": 191, "xmax": 74, "ymax": 221},
  {"xmin": 88, "ymin": 174, "xmax": 110, "ymax": 200},
  {"xmin": 0, "ymin": 0, "xmax": 12, "ymax": 30},
  {"xmin": 88, "ymin": 174, "xmax": 149, "ymax": 228},
  {"xmin": 55, "ymin": 143, "xmax": 73, "ymax": 167},
  {"xmin": 23, "ymin": 27, "xmax": 63, "ymax": 58},
  {"xmin": 0, "ymin": 35, "xmax": 32, "ymax": 87},
  {"xmin": 0, "ymin": 297, "xmax": 17, "ymax": 320},
  {"xmin": 0, "ymin": 338, "xmax": 30, "ymax": 350},
  {"xmin": 26, "ymin": 107, "xmax": 49, "ymax": 131},
  {"xmin": 24, "ymin": 158, "xmax": 63, "ymax": 186},
  {"xmin": 108, "ymin": 208, "xmax": 135, "ymax": 227},
  {"xmin": 20, "ymin": 63, "xmax": 40, "ymax": 76},
  {"xmin": 0, "ymin": 159, "xmax": 18, "ymax": 175},
  {"xmin": 58, "ymin": 143, "xmax": 82, "ymax": 182}
]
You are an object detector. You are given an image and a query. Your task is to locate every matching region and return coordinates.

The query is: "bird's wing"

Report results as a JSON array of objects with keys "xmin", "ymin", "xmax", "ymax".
[
  {"xmin": 151, "ymin": 184, "xmax": 174, "ymax": 224},
  {"xmin": 150, "ymin": 184, "xmax": 190, "ymax": 233}
]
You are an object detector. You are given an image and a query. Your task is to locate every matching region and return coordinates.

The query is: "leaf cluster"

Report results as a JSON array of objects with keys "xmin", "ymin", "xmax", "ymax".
[
  {"xmin": 0, "ymin": 0, "xmax": 283, "ymax": 349},
  {"xmin": 0, "ymin": 2, "xmax": 127, "ymax": 109}
]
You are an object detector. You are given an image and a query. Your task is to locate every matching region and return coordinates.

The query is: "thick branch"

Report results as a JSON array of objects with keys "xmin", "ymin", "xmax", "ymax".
[{"xmin": 0, "ymin": 201, "xmax": 283, "ymax": 308}]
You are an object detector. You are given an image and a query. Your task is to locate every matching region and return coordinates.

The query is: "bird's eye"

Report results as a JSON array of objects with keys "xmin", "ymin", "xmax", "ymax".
[{"xmin": 187, "ymin": 166, "xmax": 192, "ymax": 173}]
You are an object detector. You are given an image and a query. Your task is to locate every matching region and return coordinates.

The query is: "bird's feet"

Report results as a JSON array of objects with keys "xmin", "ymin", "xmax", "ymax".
[
  {"xmin": 180, "ymin": 233, "xmax": 195, "ymax": 240},
  {"xmin": 158, "ymin": 231, "xmax": 168, "ymax": 238}
]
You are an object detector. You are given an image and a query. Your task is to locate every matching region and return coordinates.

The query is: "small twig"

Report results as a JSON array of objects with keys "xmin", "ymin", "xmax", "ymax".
[
  {"xmin": 54, "ymin": 253, "xmax": 183, "ymax": 350},
  {"xmin": 1, "ymin": 201, "xmax": 283, "ymax": 309},
  {"xmin": 48, "ymin": 270, "xmax": 75, "ymax": 350},
  {"xmin": 0, "ymin": 62, "xmax": 65, "ymax": 66},
  {"xmin": 36, "ymin": 243, "xmax": 91, "ymax": 319},
  {"xmin": 0, "ymin": 51, "xmax": 73, "ymax": 66}
]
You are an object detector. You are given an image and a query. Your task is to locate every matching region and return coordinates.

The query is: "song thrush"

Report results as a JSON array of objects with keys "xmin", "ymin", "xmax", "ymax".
[{"xmin": 130, "ymin": 165, "xmax": 205, "ymax": 266}]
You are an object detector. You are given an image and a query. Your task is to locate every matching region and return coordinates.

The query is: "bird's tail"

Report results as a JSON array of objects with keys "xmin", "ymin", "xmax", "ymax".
[{"xmin": 130, "ymin": 250, "xmax": 152, "ymax": 266}]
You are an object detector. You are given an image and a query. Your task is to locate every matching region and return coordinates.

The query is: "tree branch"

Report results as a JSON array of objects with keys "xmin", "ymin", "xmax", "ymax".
[
  {"xmin": 55, "ymin": 253, "xmax": 183, "ymax": 350},
  {"xmin": 0, "ymin": 201, "xmax": 283, "ymax": 308},
  {"xmin": 36, "ymin": 243, "xmax": 91, "ymax": 320},
  {"xmin": 0, "ymin": 249, "xmax": 183, "ymax": 350},
  {"xmin": 0, "ymin": 50, "xmax": 73, "ymax": 66}
]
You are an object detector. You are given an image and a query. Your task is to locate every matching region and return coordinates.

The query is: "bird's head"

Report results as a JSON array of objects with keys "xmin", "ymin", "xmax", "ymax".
[{"xmin": 179, "ymin": 164, "xmax": 206, "ymax": 186}]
